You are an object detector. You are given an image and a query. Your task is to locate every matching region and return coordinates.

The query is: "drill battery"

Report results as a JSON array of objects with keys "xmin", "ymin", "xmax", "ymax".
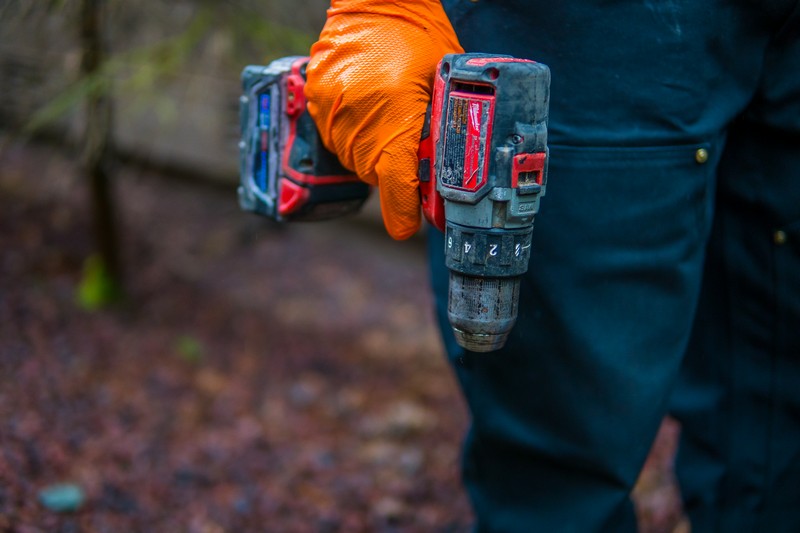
[{"xmin": 238, "ymin": 56, "xmax": 370, "ymax": 221}]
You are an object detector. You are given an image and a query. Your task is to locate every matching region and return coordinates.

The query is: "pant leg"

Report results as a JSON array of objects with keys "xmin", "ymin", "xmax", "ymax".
[
  {"xmin": 431, "ymin": 1, "xmax": 789, "ymax": 531},
  {"xmin": 428, "ymin": 141, "xmax": 719, "ymax": 532},
  {"xmin": 671, "ymin": 17, "xmax": 800, "ymax": 532}
]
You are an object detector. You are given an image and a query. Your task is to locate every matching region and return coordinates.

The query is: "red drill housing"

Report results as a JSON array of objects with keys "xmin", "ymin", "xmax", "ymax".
[{"xmin": 420, "ymin": 54, "xmax": 550, "ymax": 352}]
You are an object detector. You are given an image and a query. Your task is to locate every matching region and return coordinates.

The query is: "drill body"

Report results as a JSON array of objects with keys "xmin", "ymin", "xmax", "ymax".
[
  {"xmin": 421, "ymin": 54, "xmax": 550, "ymax": 351},
  {"xmin": 238, "ymin": 54, "xmax": 550, "ymax": 352}
]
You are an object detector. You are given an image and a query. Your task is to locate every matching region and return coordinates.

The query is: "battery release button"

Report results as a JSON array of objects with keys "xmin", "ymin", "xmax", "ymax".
[{"xmin": 512, "ymin": 152, "xmax": 545, "ymax": 195}]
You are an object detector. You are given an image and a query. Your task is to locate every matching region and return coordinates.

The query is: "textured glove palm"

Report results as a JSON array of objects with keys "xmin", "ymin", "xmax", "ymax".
[{"xmin": 305, "ymin": 0, "xmax": 463, "ymax": 240}]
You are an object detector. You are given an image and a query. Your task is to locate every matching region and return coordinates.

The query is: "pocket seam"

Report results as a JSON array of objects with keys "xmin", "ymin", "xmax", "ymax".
[{"xmin": 547, "ymin": 142, "xmax": 713, "ymax": 167}]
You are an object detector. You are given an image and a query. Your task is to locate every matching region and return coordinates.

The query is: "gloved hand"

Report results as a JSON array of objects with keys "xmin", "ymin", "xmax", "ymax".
[{"xmin": 305, "ymin": 0, "xmax": 463, "ymax": 240}]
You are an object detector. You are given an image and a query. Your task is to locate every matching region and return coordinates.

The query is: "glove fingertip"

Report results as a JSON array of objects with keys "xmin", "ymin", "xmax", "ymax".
[{"xmin": 375, "ymin": 151, "xmax": 423, "ymax": 241}]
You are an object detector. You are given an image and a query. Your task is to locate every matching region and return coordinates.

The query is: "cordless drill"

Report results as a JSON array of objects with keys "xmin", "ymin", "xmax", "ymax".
[{"xmin": 238, "ymin": 54, "xmax": 550, "ymax": 352}]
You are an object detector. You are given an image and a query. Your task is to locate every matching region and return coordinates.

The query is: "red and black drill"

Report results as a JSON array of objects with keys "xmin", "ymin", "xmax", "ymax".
[{"xmin": 238, "ymin": 53, "xmax": 550, "ymax": 352}]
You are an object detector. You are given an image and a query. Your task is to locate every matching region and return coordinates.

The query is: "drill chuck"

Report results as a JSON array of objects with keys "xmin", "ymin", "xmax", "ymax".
[
  {"xmin": 443, "ymin": 221, "xmax": 534, "ymax": 352},
  {"xmin": 448, "ymin": 273, "xmax": 520, "ymax": 352}
]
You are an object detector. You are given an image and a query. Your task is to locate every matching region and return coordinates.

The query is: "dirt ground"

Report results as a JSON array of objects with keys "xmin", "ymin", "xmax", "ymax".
[{"xmin": 0, "ymin": 138, "xmax": 686, "ymax": 532}]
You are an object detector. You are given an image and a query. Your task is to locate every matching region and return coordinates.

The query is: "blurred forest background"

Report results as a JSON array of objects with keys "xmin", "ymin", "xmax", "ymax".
[
  {"xmin": 2, "ymin": 0, "xmax": 325, "ymax": 178},
  {"xmin": 0, "ymin": 1, "xmax": 685, "ymax": 531}
]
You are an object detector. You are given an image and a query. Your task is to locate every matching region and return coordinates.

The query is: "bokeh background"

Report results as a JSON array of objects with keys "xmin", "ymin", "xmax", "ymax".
[{"xmin": 0, "ymin": 2, "xmax": 684, "ymax": 531}]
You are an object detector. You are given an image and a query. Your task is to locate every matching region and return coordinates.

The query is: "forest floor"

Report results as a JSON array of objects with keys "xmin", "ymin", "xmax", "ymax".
[{"xmin": 0, "ymin": 138, "xmax": 686, "ymax": 532}]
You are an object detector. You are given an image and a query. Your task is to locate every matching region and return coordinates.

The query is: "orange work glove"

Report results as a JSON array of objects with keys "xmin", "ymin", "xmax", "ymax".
[{"xmin": 305, "ymin": 0, "xmax": 463, "ymax": 240}]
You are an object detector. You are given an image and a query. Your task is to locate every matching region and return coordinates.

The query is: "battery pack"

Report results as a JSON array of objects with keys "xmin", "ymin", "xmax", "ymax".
[{"xmin": 238, "ymin": 57, "xmax": 370, "ymax": 222}]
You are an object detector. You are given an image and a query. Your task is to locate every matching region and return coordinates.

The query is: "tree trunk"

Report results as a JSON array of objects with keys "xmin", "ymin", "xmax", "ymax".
[{"xmin": 80, "ymin": 0, "xmax": 123, "ymax": 298}]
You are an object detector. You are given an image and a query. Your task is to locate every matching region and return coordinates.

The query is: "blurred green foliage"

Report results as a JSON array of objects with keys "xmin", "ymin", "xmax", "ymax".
[
  {"xmin": 175, "ymin": 335, "xmax": 206, "ymax": 364},
  {"xmin": 76, "ymin": 254, "xmax": 123, "ymax": 310},
  {"xmin": 19, "ymin": 1, "xmax": 318, "ymax": 136}
]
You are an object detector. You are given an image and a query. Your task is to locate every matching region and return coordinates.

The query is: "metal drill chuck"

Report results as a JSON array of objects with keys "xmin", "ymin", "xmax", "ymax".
[
  {"xmin": 443, "ymin": 224, "xmax": 532, "ymax": 352},
  {"xmin": 448, "ymin": 272, "xmax": 521, "ymax": 352}
]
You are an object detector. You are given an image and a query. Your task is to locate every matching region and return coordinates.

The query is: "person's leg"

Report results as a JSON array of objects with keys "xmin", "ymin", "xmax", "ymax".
[
  {"xmin": 671, "ymin": 19, "xmax": 800, "ymax": 532},
  {"xmin": 429, "ymin": 139, "xmax": 719, "ymax": 531},
  {"xmin": 431, "ymin": 1, "xmax": 784, "ymax": 530}
]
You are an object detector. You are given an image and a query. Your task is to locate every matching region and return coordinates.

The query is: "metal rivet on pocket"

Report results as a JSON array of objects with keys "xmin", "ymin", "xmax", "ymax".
[
  {"xmin": 774, "ymin": 230, "xmax": 787, "ymax": 245},
  {"xmin": 695, "ymin": 148, "xmax": 709, "ymax": 164}
]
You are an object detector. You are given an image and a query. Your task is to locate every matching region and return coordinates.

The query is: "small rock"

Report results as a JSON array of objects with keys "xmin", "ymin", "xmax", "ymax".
[{"xmin": 38, "ymin": 483, "xmax": 85, "ymax": 513}]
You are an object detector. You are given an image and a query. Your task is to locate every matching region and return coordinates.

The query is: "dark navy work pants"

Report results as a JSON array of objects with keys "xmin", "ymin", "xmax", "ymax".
[{"xmin": 430, "ymin": 1, "xmax": 800, "ymax": 531}]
